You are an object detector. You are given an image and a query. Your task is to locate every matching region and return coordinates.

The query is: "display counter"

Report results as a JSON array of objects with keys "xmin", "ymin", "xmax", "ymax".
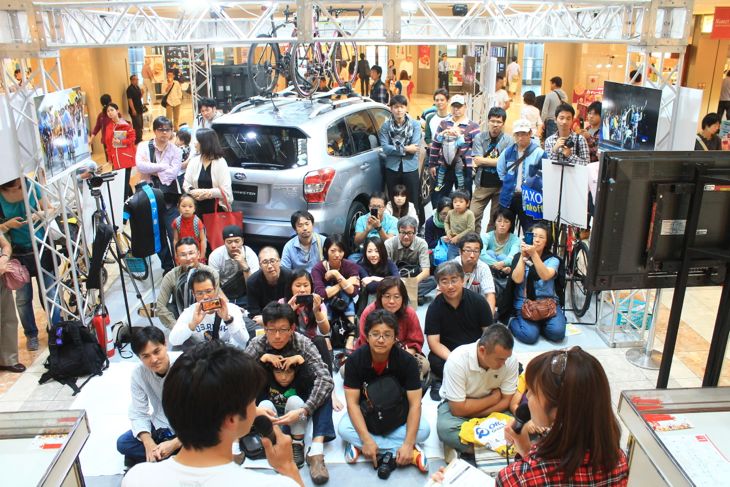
[
  {"xmin": 618, "ymin": 387, "xmax": 730, "ymax": 486},
  {"xmin": 0, "ymin": 410, "xmax": 89, "ymax": 487}
]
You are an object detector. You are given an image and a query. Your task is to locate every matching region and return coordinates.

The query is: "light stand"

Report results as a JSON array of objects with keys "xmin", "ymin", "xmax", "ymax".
[{"xmin": 87, "ymin": 173, "xmax": 154, "ymax": 331}]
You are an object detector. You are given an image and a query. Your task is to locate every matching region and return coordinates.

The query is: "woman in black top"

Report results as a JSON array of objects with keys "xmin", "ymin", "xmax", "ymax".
[
  {"xmin": 183, "ymin": 128, "xmax": 233, "ymax": 217},
  {"xmin": 338, "ymin": 310, "xmax": 430, "ymax": 478},
  {"xmin": 358, "ymin": 237, "xmax": 399, "ymax": 302}
]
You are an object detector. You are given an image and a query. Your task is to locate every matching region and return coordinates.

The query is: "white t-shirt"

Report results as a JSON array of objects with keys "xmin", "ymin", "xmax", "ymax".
[
  {"xmin": 520, "ymin": 105, "xmax": 543, "ymax": 133},
  {"xmin": 122, "ymin": 457, "xmax": 299, "ymax": 487},
  {"xmin": 169, "ymin": 301, "xmax": 249, "ymax": 348},
  {"xmin": 440, "ymin": 342, "xmax": 519, "ymax": 402},
  {"xmin": 207, "ymin": 245, "xmax": 260, "ymax": 275},
  {"xmin": 453, "ymin": 256, "xmax": 495, "ymax": 297},
  {"xmin": 495, "ymin": 89, "xmax": 510, "ymax": 109}
]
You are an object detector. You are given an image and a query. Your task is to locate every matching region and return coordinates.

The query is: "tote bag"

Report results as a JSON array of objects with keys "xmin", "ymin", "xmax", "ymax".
[{"xmin": 202, "ymin": 189, "xmax": 243, "ymax": 250}]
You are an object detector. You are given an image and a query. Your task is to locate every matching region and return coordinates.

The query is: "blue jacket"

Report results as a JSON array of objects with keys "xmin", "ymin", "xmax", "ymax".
[
  {"xmin": 378, "ymin": 117, "xmax": 422, "ymax": 173},
  {"xmin": 497, "ymin": 141, "xmax": 544, "ymax": 208}
]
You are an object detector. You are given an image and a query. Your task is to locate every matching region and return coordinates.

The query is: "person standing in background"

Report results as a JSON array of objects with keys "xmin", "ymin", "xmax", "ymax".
[
  {"xmin": 694, "ymin": 113, "xmax": 722, "ymax": 151},
  {"xmin": 494, "ymin": 75, "xmax": 511, "ymax": 110},
  {"xmin": 163, "ymin": 71, "xmax": 183, "ymax": 131},
  {"xmin": 90, "ymin": 94, "xmax": 113, "ymax": 162},
  {"xmin": 357, "ymin": 54, "xmax": 371, "ymax": 96},
  {"xmin": 142, "ymin": 57, "xmax": 155, "ymax": 105},
  {"xmin": 126, "ymin": 75, "xmax": 144, "ymax": 145},
  {"xmin": 505, "ymin": 56, "xmax": 521, "ymax": 97},
  {"xmin": 438, "ymin": 53, "xmax": 450, "ymax": 92},
  {"xmin": 540, "ymin": 76, "xmax": 567, "ymax": 140},
  {"xmin": 581, "ymin": 101, "xmax": 602, "ymax": 163},
  {"xmin": 718, "ymin": 71, "xmax": 730, "ymax": 121},
  {"xmin": 0, "ymin": 232, "xmax": 24, "ymax": 373},
  {"xmin": 520, "ymin": 91, "xmax": 543, "ymax": 136}
]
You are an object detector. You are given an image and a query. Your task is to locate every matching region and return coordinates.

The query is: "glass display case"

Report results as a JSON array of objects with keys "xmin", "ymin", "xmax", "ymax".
[
  {"xmin": 618, "ymin": 388, "xmax": 730, "ymax": 486},
  {"xmin": 0, "ymin": 410, "xmax": 89, "ymax": 487}
]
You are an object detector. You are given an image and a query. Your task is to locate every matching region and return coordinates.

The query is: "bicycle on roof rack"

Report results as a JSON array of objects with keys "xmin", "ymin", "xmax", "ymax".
[{"xmin": 248, "ymin": 5, "xmax": 363, "ymax": 98}]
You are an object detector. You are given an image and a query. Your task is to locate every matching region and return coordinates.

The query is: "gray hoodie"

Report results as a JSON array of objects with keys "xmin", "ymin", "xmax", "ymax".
[{"xmin": 541, "ymin": 88, "xmax": 567, "ymax": 122}]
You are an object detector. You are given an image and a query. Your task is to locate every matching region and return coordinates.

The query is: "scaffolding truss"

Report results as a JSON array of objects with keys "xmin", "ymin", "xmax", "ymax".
[{"xmin": 4, "ymin": 0, "xmax": 685, "ymax": 48}]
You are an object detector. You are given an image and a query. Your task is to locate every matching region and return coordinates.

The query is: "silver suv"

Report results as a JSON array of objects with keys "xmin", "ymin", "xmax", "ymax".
[{"xmin": 213, "ymin": 94, "xmax": 390, "ymax": 247}]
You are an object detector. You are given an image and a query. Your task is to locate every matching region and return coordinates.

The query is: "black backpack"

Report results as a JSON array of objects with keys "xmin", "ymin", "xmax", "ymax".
[
  {"xmin": 359, "ymin": 375, "xmax": 409, "ymax": 435},
  {"xmin": 39, "ymin": 320, "xmax": 109, "ymax": 395}
]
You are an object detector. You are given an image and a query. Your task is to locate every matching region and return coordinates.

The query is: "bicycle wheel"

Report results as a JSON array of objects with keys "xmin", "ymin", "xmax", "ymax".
[
  {"xmin": 290, "ymin": 41, "xmax": 322, "ymax": 97},
  {"xmin": 569, "ymin": 240, "xmax": 592, "ymax": 317},
  {"xmin": 248, "ymin": 36, "xmax": 281, "ymax": 95},
  {"xmin": 331, "ymin": 40, "xmax": 357, "ymax": 86}
]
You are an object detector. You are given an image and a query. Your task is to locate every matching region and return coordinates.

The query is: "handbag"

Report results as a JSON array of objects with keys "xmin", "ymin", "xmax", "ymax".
[
  {"xmin": 359, "ymin": 374, "xmax": 409, "ymax": 435},
  {"xmin": 520, "ymin": 279, "xmax": 557, "ymax": 321},
  {"xmin": 1, "ymin": 258, "xmax": 31, "ymax": 290},
  {"xmin": 202, "ymin": 189, "xmax": 243, "ymax": 250},
  {"xmin": 160, "ymin": 84, "xmax": 173, "ymax": 108}
]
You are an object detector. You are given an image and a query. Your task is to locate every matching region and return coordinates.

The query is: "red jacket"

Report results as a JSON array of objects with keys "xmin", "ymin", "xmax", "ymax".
[
  {"xmin": 104, "ymin": 119, "xmax": 137, "ymax": 170},
  {"xmin": 356, "ymin": 302, "xmax": 424, "ymax": 353}
]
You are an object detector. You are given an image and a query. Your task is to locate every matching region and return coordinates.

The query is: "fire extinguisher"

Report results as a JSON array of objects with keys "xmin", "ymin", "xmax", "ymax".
[{"xmin": 92, "ymin": 304, "xmax": 115, "ymax": 358}]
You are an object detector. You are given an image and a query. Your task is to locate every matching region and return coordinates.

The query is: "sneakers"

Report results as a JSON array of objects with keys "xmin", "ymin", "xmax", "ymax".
[
  {"xmin": 412, "ymin": 444, "xmax": 428, "ymax": 473},
  {"xmin": 433, "ymin": 184, "xmax": 444, "ymax": 192},
  {"xmin": 306, "ymin": 451, "xmax": 329, "ymax": 485},
  {"xmin": 344, "ymin": 443, "xmax": 360, "ymax": 464},
  {"xmin": 292, "ymin": 440, "xmax": 305, "ymax": 469},
  {"xmin": 26, "ymin": 336, "xmax": 39, "ymax": 351}
]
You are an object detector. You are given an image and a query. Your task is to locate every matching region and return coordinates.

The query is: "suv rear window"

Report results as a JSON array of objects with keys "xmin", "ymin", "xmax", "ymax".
[{"xmin": 215, "ymin": 125, "xmax": 307, "ymax": 170}]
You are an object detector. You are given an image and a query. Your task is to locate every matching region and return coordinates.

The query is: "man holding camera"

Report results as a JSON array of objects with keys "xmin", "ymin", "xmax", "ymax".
[
  {"xmin": 117, "ymin": 327, "xmax": 180, "ymax": 469},
  {"xmin": 169, "ymin": 269, "xmax": 249, "ymax": 349},
  {"xmin": 544, "ymin": 103, "xmax": 590, "ymax": 167}
]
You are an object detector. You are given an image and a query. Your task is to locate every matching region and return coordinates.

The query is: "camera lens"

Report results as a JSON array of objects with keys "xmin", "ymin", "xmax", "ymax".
[{"xmin": 376, "ymin": 452, "xmax": 395, "ymax": 479}]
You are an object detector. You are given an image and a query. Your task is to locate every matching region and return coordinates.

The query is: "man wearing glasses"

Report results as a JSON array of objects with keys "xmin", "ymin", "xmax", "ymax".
[
  {"xmin": 384, "ymin": 216, "xmax": 434, "ymax": 304},
  {"xmin": 351, "ymin": 192, "xmax": 398, "ymax": 260},
  {"xmin": 436, "ymin": 325, "xmax": 517, "ymax": 460},
  {"xmin": 245, "ymin": 302, "xmax": 335, "ymax": 485},
  {"xmin": 247, "ymin": 247, "xmax": 292, "ymax": 326},
  {"xmin": 452, "ymin": 233, "xmax": 496, "ymax": 313},
  {"xmin": 169, "ymin": 270, "xmax": 248, "ymax": 350},
  {"xmin": 424, "ymin": 261, "xmax": 493, "ymax": 401},
  {"xmin": 156, "ymin": 238, "xmax": 219, "ymax": 330}
]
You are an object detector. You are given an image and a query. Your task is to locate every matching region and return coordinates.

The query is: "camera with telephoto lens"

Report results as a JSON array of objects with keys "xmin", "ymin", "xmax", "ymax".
[{"xmin": 375, "ymin": 451, "xmax": 397, "ymax": 479}]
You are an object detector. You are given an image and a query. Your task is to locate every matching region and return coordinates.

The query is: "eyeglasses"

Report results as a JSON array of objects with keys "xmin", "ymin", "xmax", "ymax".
[
  {"xmin": 369, "ymin": 205, "xmax": 383, "ymax": 210},
  {"xmin": 438, "ymin": 277, "xmax": 462, "ymax": 287},
  {"xmin": 193, "ymin": 288, "xmax": 216, "ymax": 298},
  {"xmin": 261, "ymin": 258, "xmax": 280, "ymax": 267},
  {"xmin": 399, "ymin": 231, "xmax": 415, "ymax": 237},
  {"xmin": 155, "ymin": 128, "xmax": 172, "ymax": 133},
  {"xmin": 551, "ymin": 349, "xmax": 569, "ymax": 385},
  {"xmin": 368, "ymin": 332, "xmax": 395, "ymax": 341},
  {"xmin": 461, "ymin": 248, "xmax": 480, "ymax": 254},
  {"xmin": 264, "ymin": 327, "xmax": 291, "ymax": 336},
  {"xmin": 381, "ymin": 293, "xmax": 402, "ymax": 302}
]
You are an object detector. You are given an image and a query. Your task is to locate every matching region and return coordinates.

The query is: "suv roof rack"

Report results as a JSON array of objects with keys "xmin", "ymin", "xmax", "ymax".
[
  {"xmin": 230, "ymin": 87, "xmax": 298, "ymax": 113},
  {"xmin": 307, "ymin": 86, "xmax": 372, "ymax": 119}
]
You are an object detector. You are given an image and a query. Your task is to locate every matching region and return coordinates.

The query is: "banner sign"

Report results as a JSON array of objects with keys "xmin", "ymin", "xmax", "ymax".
[
  {"xmin": 522, "ymin": 187, "xmax": 543, "ymax": 219},
  {"xmin": 711, "ymin": 7, "xmax": 730, "ymax": 39}
]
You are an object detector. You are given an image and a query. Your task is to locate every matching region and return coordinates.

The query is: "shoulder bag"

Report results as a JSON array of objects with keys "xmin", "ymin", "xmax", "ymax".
[
  {"xmin": 160, "ymin": 83, "xmax": 174, "ymax": 108},
  {"xmin": 520, "ymin": 270, "xmax": 557, "ymax": 322},
  {"xmin": 202, "ymin": 188, "xmax": 243, "ymax": 250},
  {"xmin": 359, "ymin": 374, "xmax": 409, "ymax": 435}
]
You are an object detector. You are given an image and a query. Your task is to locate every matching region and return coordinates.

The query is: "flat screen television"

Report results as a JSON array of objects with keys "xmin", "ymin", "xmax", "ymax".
[
  {"xmin": 33, "ymin": 87, "xmax": 90, "ymax": 178},
  {"xmin": 588, "ymin": 151, "xmax": 729, "ymax": 291},
  {"xmin": 600, "ymin": 81, "xmax": 662, "ymax": 151}
]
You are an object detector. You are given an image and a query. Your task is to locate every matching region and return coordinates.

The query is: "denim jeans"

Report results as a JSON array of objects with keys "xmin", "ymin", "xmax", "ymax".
[
  {"xmin": 15, "ymin": 272, "xmax": 61, "ymax": 339},
  {"xmin": 311, "ymin": 396, "xmax": 337, "ymax": 442},
  {"xmin": 116, "ymin": 426, "xmax": 174, "ymax": 462},
  {"xmin": 509, "ymin": 302, "xmax": 567, "ymax": 344},
  {"xmin": 338, "ymin": 413, "xmax": 430, "ymax": 453}
]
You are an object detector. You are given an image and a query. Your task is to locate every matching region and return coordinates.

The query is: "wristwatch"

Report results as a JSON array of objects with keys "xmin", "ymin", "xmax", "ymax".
[
  {"xmin": 224, "ymin": 317, "xmax": 234, "ymax": 325},
  {"xmin": 240, "ymin": 264, "xmax": 250, "ymax": 273},
  {"xmin": 298, "ymin": 410, "xmax": 308, "ymax": 422}
]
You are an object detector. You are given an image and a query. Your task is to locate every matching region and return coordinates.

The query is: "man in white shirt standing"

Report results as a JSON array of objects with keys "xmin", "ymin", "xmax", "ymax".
[
  {"xmin": 169, "ymin": 269, "xmax": 249, "ymax": 350},
  {"xmin": 505, "ymin": 56, "xmax": 521, "ymax": 96},
  {"xmin": 436, "ymin": 325, "xmax": 518, "ymax": 457},
  {"xmin": 123, "ymin": 340, "xmax": 303, "ymax": 487},
  {"xmin": 116, "ymin": 326, "xmax": 180, "ymax": 469}
]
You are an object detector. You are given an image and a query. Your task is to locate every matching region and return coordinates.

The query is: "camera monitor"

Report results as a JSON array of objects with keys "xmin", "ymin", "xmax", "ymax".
[
  {"xmin": 599, "ymin": 81, "xmax": 662, "ymax": 151},
  {"xmin": 588, "ymin": 151, "xmax": 730, "ymax": 291}
]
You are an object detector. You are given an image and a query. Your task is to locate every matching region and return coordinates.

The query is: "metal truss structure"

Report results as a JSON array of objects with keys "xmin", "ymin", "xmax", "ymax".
[
  {"xmin": 0, "ymin": 0, "xmax": 694, "ymax": 50},
  {"xmin": 0, "ymin": 55, "xmax": 93, "ymax": 326}
]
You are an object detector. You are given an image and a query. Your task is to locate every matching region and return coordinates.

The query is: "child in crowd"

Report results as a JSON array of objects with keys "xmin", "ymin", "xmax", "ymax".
[
  {"xmin": 258, "ymin": 358, "xmax": 313, "ymax": 468},
  {"xmin": 172, "ymin": 194, "xmax": 207, "ymax": 258},
  {"xmin": 433, "ymin": 130, "xmax": 466, "ymax": 193},
  {"xmin": 175, "ymin": 127, "xmax": 192, "ymax": 188},
  {"xmin": 384, "ymin": 184, "xmax": 417, "ymax": 220},
  {"xmin": 520, "ymin": 91, "xmax": 543, "ymax": 137},
  {"xmin": 443, "ymin": 190, "xmax": 475, "ymax": 260}
]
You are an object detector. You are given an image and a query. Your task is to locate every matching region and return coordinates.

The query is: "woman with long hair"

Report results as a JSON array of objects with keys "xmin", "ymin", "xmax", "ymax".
[
  {"xmin": 358, "ymin": 237, "xmax": 399, "ymax": 301},
  {"xmin": 183, "ymin": 127, "xmax": 232, "ymax": 216},
  {"xmin": 385, "ymin": 184, "xmax": 417, "ymax": 220}
]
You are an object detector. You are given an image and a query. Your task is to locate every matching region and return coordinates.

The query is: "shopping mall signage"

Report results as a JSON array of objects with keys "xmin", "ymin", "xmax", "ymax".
[{"xmin": 711, "ymin": 7, "xmax": 730, "ymax": 39}]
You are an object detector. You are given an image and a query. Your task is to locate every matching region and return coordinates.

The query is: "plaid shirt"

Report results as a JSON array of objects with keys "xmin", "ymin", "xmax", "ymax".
[
  {"xmin": 497, "ymin": 445, "xmax": 629, "ymax": 487},
  {"xmin": 244, "ymin": 332, "xmax": 334, "ymax": 416},
  {"xmin": 429, "ymin": 118, "xmax": 481, "ymax": 169},
  {"xmin": 585, "ymin": 127, "xmax": 600, "ymax": 163},
  {"xmin": 370, "ymin": 79, "xmax": 390, "ymax": 105},
  {"xmin": 544, "ymin": 132, "xmax": 590, "ymax": 166}
]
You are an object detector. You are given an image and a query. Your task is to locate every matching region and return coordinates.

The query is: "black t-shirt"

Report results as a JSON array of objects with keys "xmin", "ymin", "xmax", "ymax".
[
  {"xmin": 424, "ymin": 288, "xmax": 493, "ymax": 351},
  {"xmin": 126, "ymin": 84, "xmax": 143, "ymax": 112},
  {"xmin": 246, "ymin": 267, "xmax": 293, "ymax": 316},
  {"xmin": 344, "ymin": 345, "xmax": 421, "ymax": 392},
  {"xmin": 123, "ymin": 182, "xmax": 169, "ymax": 258}
]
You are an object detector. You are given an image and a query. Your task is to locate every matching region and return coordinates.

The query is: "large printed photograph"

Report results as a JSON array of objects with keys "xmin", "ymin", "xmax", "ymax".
[{"xmin": 34, "ymin": 87, "xmax": 90, "ymax": 177}]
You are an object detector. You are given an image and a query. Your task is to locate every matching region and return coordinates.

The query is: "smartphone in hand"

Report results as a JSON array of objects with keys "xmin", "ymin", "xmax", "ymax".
[
  {"xmin": 524, "ymin": 232, "xmax": 533, "ymax": 245},
  {"xmin": 295, "ymin": 294, "xmax": 314, "ymax": 307},
  {"xmin": 201, "ymin": 298, "xmax": 222, "ymax": 312},
  {"xmin": 370, "ymin": 208, "xmax": 378, "ymax": 218}
]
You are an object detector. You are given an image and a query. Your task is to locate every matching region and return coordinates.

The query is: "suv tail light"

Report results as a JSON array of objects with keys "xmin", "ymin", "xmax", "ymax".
[{"xmin": 304, "ymin": 168, "xmax": 336, "ymax": 203}]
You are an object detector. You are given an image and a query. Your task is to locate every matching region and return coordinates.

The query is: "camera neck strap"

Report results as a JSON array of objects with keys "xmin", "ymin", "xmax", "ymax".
[{"xmin": 212, "ymin": 314, "xmax": 221, "ymax": 340}]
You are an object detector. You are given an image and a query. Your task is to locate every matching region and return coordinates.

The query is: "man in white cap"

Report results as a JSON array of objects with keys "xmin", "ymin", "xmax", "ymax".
[
  {"xmin": 496, "ymin": 119, "xmax": 545, "ymax": 232},
  {"xmin": 428, "ymin": 94, "xmax": 481, "ymax": 205}
]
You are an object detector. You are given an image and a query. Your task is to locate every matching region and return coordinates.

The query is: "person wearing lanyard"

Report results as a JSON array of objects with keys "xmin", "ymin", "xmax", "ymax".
[{"xmin": 496, "ymin": 119, "xmax": 544, "ymax": 233}]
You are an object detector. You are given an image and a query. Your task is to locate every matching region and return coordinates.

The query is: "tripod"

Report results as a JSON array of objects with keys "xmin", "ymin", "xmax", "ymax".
[{"xmin": 88, "ymin": 173, "xmax": 154, "ymax": 334}]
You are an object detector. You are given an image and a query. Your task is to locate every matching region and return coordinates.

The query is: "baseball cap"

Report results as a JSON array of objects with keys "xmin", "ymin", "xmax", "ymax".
[
  {"xmin": 222, "ymin": 225, "xmax": 244, "ymax": 240},
  {"xmin": 512, "ymin": 119, "xmax": 532, "ymax": 133},
  {"xmin": 450, "ymin": 94, "xmax": 465, "ymax": 106}
]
